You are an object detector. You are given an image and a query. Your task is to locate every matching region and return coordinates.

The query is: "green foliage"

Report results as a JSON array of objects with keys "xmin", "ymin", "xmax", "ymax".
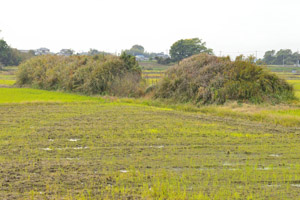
[
  {"xmin": 130, "ymin": 44, "xmax": 145, "ymax": 54},
  {"xmin": 124, "ymin": 44, "xmax": 145, "ymax": 56},
  {"xmin": 120, "ymin": 52, "xmax": 140, "ymax": 71},
  {"xmin": 16, "ymin": 54, "xmax": 143, "ymax": 97},
  {"xmin": 87, "ymin": 49, "xmax": 110, "ymax": 56},
  {"xmin": 262, "ymin": 49, "xmax": 300, "ymax": 65},
  {"xmin": 154, "ymin": 53, "xmax": 294, "ymax": 104},
  {"xmin": 0, "ymin": 39, "xmax": 13, "ymax": 66},
  {"xmin": 155, "ymin": 56, "xmax": 172, "ymax": 65},
  {"xmin": 0, "ymin": 39, "xmax": 34, "ymax": 67},
  {"xmin": 169, "ymin": 38, "xmax": 213, "ymax": 62}
]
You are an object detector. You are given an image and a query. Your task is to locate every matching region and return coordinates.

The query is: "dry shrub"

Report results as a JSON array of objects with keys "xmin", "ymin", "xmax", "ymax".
[
  {"xmin": 154, "ymin": 54, "xmax": 294, "ymax": 104},
  {"xmin": 16, "ymin": 54, "xmax": 143, "ymax": 97}
]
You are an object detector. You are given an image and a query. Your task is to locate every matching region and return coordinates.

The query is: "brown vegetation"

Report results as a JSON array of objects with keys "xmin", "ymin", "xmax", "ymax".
[
  {"xmin": 154, "ymin": 54, "xmax": 294, "ymax": 104},
  {"xmin": 16, "ymin": 53, "xmax": 143, "ymax": 97}
]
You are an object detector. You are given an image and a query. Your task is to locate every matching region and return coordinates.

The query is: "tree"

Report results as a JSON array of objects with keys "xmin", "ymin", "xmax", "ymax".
[
  {"xmin": 0, "ymin": 39, "xmax": 13, "ymax": 66},
  {"xmin": 155, "ymin": 56, "xmax": 172, "ymax": 65},
  {"xmin": 0, "ymin": 32, "xmax": 34, "ymax": 67},
  {"xmin": 131, "ymin": 45, "xmax": 144, "ymax": 54},
  {"xmin": 124, "ymin": 45, "xmax": 145, "ymax": 56},
  {"xmin": 169, "ymin": 38, "xmax": 213, "ymax": 62},
  {"xmin": 262, "ymin": 49, "xmax": 300, "ymax": 65},
  {"xmin": 275, "ymin": 49, "xmax": 293, "ymax": 65},
  {"xmin": 120, "ymin": 52, "xmax": 140, "ymax": 71},
  {"xmin": 88, "ymin": 49, "xmax": 100, "ymax": 55},
  {"xmin": 262, "ymin": 50, "xmax": 276, "ymax": 65}
]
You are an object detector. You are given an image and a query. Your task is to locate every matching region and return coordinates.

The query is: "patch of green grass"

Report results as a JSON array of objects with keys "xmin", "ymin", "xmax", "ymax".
[
  {"xmin": 267, "ymin": 65, "xmax": 300, "ymax": 73},
  {"xmin": 0, "ymin": 80, "xmax": 16, "ymax": 85},
  {"xmin": 2, "ymin": 66, "xmax": 18, "ymax": 71},
  {"xmin": 288, "ymin": 80, "xmax": 300, "ymax": 98},
  {"xmin": 0, "ymin": 88, "xmax": 102, "ymax": 104},
  {"xmin": 288, "ymin": 80, "xmax": 300, "ymax": 90},
  {"xmin": 140, "ymin": 60, "xmax": 172, "ymax": 71},
  {"xmin": 0, "ymin": 74, "xmax": 16, "ymax": 80}
]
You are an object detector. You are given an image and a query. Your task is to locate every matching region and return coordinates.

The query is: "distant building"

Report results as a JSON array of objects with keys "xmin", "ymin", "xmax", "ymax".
[
  {"xmin": 155, "ymin": 52, "xmax": 170, "ymax": 59},
  {"xmin": 77, "ymin": 52, "xmax": 89, "ymax": 56},
  {"xmin": 35, "ymin": 48, "xmax": 51, "ymax": 56},
  {"xmin": 19, "ymin": 50, "xmax": 30, "ymax": 53},
  {"xmin": 135, "ymin": 55, "xmax": 149, "ymax": 61},
  {"xmin": 57, "ymin": 49, "xmax": 74, "ymax": 56}
]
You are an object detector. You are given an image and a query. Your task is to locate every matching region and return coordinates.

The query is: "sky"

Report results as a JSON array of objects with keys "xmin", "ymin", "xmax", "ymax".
[{"xmin": 1, "ymin": 0, "xmax": 300, "ymax": 58}]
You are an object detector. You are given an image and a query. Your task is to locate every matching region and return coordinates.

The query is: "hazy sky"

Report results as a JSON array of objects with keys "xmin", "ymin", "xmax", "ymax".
[{"xmin": 1, "ymin": 0, "xmax": 300, "ymax": 58}]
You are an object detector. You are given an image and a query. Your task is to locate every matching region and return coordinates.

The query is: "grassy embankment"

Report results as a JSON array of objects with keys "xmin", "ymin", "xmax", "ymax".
[{"xmin": 1, "ymin": 64, "xmax": 300, "ymax": 199}]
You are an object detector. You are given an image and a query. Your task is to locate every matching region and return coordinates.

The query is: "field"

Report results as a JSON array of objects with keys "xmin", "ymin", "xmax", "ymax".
[
  {"xmin": 0, "ymin": 80, "xmax": 15, "ymax": 85},
  {"xmin": 1, "ymin": 65, "xmax": 300, "ymax": 199},
  {"xmin": 139, "ymin": 60, "xmax": 172, "ymax": 71},
  {"xmin": 267, "ymin": 65, "xmax": 300, "ymax": 80},
  {"xmin": 266, "ymin": 65, "xmax": 300, "ymax": 98},
  {"xmin": 140, "ymin": 61, "xmax": 167, "ymax": 86},
  {"xmin": 0, "ymin": 88, "xmax": 101, "ymax": 104}
]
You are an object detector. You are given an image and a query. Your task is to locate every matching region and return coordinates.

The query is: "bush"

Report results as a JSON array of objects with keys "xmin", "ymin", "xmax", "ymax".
[
  {"xmin": 16, "ymin": 53, "xmax": 143, "ymax": 97},
  {"xmin": 155, "ymin": 56, "xmax": 172, "ymax": 65},
  {"xmin": 154, "ymin": 54, "xmax": 294, "ymax": 104}
]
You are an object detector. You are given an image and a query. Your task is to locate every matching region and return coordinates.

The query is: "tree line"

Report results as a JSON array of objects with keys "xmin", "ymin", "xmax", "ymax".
[{"xmin": 261, "ymin": 49, "xmax": 300, "ymax": 65}]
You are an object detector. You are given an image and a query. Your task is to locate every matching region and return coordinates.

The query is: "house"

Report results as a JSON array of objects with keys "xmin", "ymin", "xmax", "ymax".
[
  {"xmin": 77, "ymin": 52, "xmax": 89, "ymax": 56},
  {"xmin": 19, "ymin": 50, "xmax": 30, "ymax": 53},
  {"xmin": 35, "ymin": 48, "xmax": 51, "ymax": 56},
  {"xmin": 135, "ymin": 55, "xmax": 149, "ymax": 61},
  {"xmin": 57, "ymin": 49, "xmax": 74, "ymax": 56},
  {"xmin": 155, "ymin": 52, "xmax": 170, "ymax": 59}
]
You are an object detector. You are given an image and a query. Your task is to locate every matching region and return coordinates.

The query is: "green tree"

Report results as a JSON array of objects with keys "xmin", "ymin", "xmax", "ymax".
[
  {"xmin": 131, "ymin": 45, "xmax": 144, "ymax": 54},
  {"xmin": 88, "ymin": 49, "xmax": 100, "ymax": 55},
  {"xmin": 125, "ymin": 45, "xmax": 145, "ymax": 56},
  {"xmin": 169, "ymin": 38, "xmax": 213, "ymax": 62},
  {"xmin": 262, "ymin": 49, "xmax": 299, "ymax": 65},
  {"xmin": 120, "ymin": 52, "xmax": 140, "ymax": 71},
  {"xmin": 275, "ymin": 49, "xmax": 293, "ymax": 65},
  {"xmin": 0, "ymin": 39, "xmax": 13, "ymax": 66},
  {"xmin": 262, "ymin": 50, "xmax": 276, "ymax": 65}
]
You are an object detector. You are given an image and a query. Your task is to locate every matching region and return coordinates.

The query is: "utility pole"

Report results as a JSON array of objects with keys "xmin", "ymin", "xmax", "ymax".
[
  {"xmin": 282, "ymin": 55, "xmax": 285, "ymax": 67},
  {"xmin": 219, "ymin": 51, "xmax": 222, "ymax": 57}
]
